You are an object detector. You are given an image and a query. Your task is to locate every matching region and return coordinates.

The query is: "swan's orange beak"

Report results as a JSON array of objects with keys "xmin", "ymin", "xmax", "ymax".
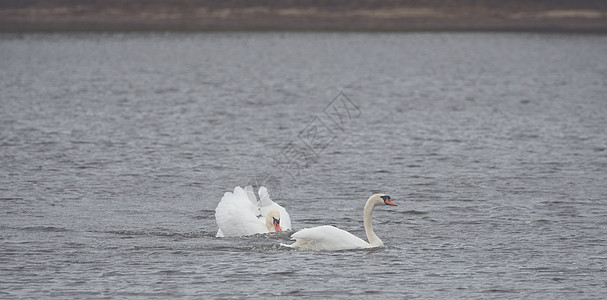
[
  {"xmin": 381, "ymin": 195, "xmax": 396, "ymax": 206},
  {"xmin": 385, "ymin": 199, "xmax": 397, "ymax": 206},
  {"xmin": 273, "ymin": 218, "xmax": 282, "ymax": 232}
]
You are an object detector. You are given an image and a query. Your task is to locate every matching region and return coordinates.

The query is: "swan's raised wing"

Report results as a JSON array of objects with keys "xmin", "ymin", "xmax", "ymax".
[
  {"xmin": 285, "ymin": 225, "xmax": 370, "ymax": 250},
  {"xmin": 244, "ymin": 185, "xmax": 260, "ymax": 212},
  {"xmin": 258, "ymin": 186, "xmax": 292, "ymax": 230},
  {"xmin": 233, "ymin": 186, "xmax": 258, "ymax": 217},
  {"xmin": 258, "ymin": 186, "xmax": 273, "ymax": 207},
  {"xmin": 215, "ymin": 186, "xmax": 267, "ymax": 237}
]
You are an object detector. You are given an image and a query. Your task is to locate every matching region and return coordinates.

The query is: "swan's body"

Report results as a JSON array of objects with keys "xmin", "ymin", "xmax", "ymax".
[
  {"xmin": 215, "ymin": 186, "xmax": 291, "ymax": 237},
  {"xmin": 282, "ymin": 194, "xmax": 396, "ymax": 250}
]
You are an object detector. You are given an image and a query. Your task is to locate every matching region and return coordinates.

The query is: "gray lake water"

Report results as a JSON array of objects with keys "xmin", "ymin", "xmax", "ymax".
[{"xmin": 1, "ymin": 32, "xmax": 606, "ymax": 299}]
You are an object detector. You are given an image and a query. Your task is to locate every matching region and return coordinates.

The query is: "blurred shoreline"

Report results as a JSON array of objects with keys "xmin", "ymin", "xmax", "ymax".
[{"xmin": 2, "ymin": 0, "xmax": 607, "ymax": 33}]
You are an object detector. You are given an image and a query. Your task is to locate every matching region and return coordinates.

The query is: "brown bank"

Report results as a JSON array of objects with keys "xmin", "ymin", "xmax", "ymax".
[{"xmin": 1, "ymin": 0, "xmax": 607, "ymax": 32}]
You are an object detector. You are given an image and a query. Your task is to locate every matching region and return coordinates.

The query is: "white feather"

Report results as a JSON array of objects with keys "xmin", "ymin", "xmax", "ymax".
[
  {"xmin": 215, "ymin": 187, "xmax": 267, "ymax": 237},
  {"xmin": 282, "ymin": 225, "xmax": 370, "ymax": 250},
  {"xmin": 215, "ymin": 185, "xmax": 292, "ymax": 237},
  {"xmin": 282, "ymin": 194, "xmax": 396, "ymax": 250},
  {"xmin": 258, "ymin": 186, "xmax": 292, "ymax": 230}
]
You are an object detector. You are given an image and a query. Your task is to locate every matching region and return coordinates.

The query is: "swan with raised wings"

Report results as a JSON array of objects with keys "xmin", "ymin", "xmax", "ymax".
[
  {"xmin": 215, "ymin": 186, "xmax": 291, "ymax": 237},
  {"xmin": 282, "ymin": 194, "xmax": 396, "ymax": 250}
]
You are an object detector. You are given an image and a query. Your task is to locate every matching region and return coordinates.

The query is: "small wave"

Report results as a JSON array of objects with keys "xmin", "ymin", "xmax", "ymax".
[
  {"xmin": 105, "ymin": 230, "xmax": 215, "ymax": 238},
  {"xmin": 0, "ymin": 197, "xmax": 24, "ymax": 201},
  {"xmin": 297, "ymin": 217, "xmax": 325, "ymax": 223},
  {"xmin": 22, "ymin": 226, "xmax": 71, "ymax": 232},
  {"xmin": 101, "ymin": 271, "xmax": 127, "ymax": 277},
  {"xmin": 208, "ymin": 243, "xmax": 288, "ymax": 253},
  {"xmin": 151, "ymin": 270, "xmax": 196, "ymax": 276},
  {"xmin": 270, "ymin": 270, "xmax": 297, "ymax": 276},
  {"xmin": 483, "ymin": 289, "xmax": 517, "ymax": 294},
  {"xmin": 192, "ymin": 209, "xmax": 216, "ymax": 220},
  {"xmin": 397, "ymin": 210, "xmax": 428, "ymax": 215}
]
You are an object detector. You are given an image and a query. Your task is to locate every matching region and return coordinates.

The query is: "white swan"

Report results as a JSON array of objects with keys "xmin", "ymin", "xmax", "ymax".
[
  {"xmin": 215, "ymin": 186, "xmax": 292, "ymax": 237},
  {"xmin": 282, "ymin": 194, "xmax": 396, "ymax": 250}
]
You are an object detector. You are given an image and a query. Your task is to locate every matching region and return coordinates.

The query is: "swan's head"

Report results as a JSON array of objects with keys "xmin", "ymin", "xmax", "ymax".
[
  {"xmin": 265, "ymin": 209, "xmax": 282, "ymax": 232},
  {"xmin": 369, "ymin": 194, "xmax": 397, "ymax": 206}
]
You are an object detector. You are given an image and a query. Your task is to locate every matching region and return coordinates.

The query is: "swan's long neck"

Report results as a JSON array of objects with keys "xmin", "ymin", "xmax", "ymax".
[{"xmin": 363, "ymin": 200, "xmax": 383, "ymax": 247}]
